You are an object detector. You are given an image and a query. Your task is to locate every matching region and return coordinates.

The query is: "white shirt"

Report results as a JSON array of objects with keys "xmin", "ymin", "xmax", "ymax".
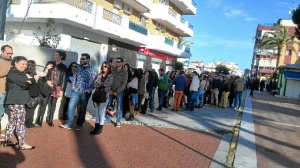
[{"xmin": 190, "ymin": 76, "xmax": 200, "ymax": 91}]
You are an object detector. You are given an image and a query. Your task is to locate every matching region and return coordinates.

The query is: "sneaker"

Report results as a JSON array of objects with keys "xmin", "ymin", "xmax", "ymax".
[
  {"xmin": 234, "ymin": 107, "xmax": 238, "ymax": 111},
  {"xmin": 116, "ymin": 122, "xmax": 121, "ymax": 128},
  {"xmin": 238, "ymin": 107, "xmax": 242, "ymax": 111},
  {"xmin": 60, "ymin": 124, "xmax": 71, "ymax": 130},
  {"xmin": 76, "ymin": 126, "xmax": 82, "ymax": 131}
]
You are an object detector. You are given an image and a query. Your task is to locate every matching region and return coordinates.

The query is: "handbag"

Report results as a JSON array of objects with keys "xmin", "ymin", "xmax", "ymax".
[
  {"xmin": 51, "ymin": 86, "xmax": 62, "ymax": 98},
  {"xmin": 26, "ymin": 95, "xmax": 43, "ymax": 109},
  {"xmin": 92, "ymin": 87, "xmax": 107, "ymax": 105},
  {"xmin": 106, "ymin": 105, "xmax": 115, "ymax": 117}
]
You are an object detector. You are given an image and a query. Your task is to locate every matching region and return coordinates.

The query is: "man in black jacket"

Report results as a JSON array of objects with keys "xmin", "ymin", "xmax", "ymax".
[{"xmin": 210, "ymin": 74, "xmax": 221, "ymax": 107}]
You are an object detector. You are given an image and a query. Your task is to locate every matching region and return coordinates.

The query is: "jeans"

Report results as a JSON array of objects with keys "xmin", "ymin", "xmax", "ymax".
[
  {"xmin": 234, "ymin": 92, "xmax": 242, "ymax": 108},
  {"xmin": 106, "ymin": 93, "xmax": 123, "ymax": 123},
  {"xmin": 0, "ymin": 93, "xmax": 6, "ymax": 130},
  {"xmin": 157, "ymin": 89, "xmax": 167, "ymax": 110},
  {"xmin": 187, "ymin": 91, "xmax": 198, "ymax": 110},
  {"xmin": 130, "ymin": 93, "xmax": 138, "ymax": 107},
  {"xmin": 67, "ymin": 91, "xmax": 91, "ymax": 127},
  {"xmin": 95, "ymin": 99, "xmax": 109, "ymax": 125},
  {"xmin": 198, "ymin": 88, "xmax": 205, "ymax": 106},
  {"xmin": 149, "ymin": 88, "xmax": 155, "ymax": 111}
]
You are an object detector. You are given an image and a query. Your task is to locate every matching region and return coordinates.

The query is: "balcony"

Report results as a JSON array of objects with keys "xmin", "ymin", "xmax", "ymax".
[
  {"xmin": 143, "ymin": 5, "xmax": 193, "ymax": 37},
  {"xmin": 32, "ymin": 0, "xmax": 93, "ymax": 13},
  {"xmin": 9, "ymin": 0, "xmax": 21, "ymax": 4},
  {"xmin": 168, "ymin": 0, "xmax": 196, "ymax": 15},
  {"xmin": 129, "ymin": 21, "xmax": 148, "ymax": 35},
  {"xmin": 147, "ymin": 35, "xmax": 192, "ymax": 58},
  {"xmin": 102, "ymin": 9, "xmax": 122, "ymax": 25},
  {"xmin": 120, "ymin": 0, "xmax": 152, "ymax": 12},
  {"xmin": 164, "ymin": 37, "xmax": 174, "ymax": 46}
]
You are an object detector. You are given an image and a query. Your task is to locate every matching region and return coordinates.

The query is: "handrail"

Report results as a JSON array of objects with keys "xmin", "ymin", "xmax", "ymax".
[
  {"xmin": 129, "ymin": 21, "xmax": 148, "ymax": 35},
  {"xmin": 168, "ymin": 8, "xmax": 177, "ymax": 18},
  {"xmin": 32, "ymin": 0, "xmax": 93, "ymax": 13},
  {"xmin": 188, "ymin": 23, "xmax": 193, "ymax": 30},
  {"xmin": 191, "ymin": 0, "xmax": 196, "ymax": 7},
  {"xmin": 102, "ymin": 8, "xmax": 122, "ymax": 25},
  {"xmin": 9, "ymin": 0, "xmax": 21, "ymax": 4}
]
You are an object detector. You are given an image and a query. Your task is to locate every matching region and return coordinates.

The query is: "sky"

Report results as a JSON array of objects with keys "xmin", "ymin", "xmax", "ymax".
[{"xmin": 185, "ymin": 0, "xmax": 298, "ymax": 71}]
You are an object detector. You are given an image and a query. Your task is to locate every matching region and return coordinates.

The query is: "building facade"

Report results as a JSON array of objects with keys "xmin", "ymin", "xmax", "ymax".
[
  {"xmin": 4, "ymin": 0, "xmax": 196, "ymax": 70},
  {"xmin": 251, "ymin": 19, "xmax": 300, "ymax": 78}
]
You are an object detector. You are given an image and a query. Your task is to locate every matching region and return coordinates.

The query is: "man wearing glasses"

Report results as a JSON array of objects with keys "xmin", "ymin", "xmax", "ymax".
[
  {"xmin": 107, "ymin": 57, "xmax": 128, "ymax": 127},
  {"xmin": 60, "ymin": 53, "xmax": 97, "ymax": 130},
  {"xmin": 0, "ymin": 45, "xmax": 13, "ymax": 135}
]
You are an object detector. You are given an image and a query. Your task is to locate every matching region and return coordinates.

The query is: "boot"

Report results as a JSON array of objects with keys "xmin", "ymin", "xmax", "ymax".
[
  {"xmin": 34, "ymin": 116, "xmax": 43, "ymax": 128},
  {"xmin": 94, "ymin": 125, "xmax": 103, "ymax": 135},
  {"xmin": 90, "ymin": 123, "xmax": 99, "ymax": 135},
  {"xmin": 48, "ymin": 114, "xmax": 54, "ymax": 127}
]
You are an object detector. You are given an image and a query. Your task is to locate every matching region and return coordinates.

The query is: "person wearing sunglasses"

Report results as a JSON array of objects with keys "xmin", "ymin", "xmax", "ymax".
[
  {"xmin": 60, "ymin": 53, "xmax": 97, "ymax": 130},
  {"xmin": 90, "ymin": 61, "xmax": 113, "ymax": 135},
  {"xmin": 61, "ymin": 62, "xmax": 78, "ymax": 121},
  {"xmin": 0, "ymin": 45, "xmax": 13, "ymax": 135},
  {"xmin": 107, "ymin": 57, "xmax": 128, "ymax": 127}
]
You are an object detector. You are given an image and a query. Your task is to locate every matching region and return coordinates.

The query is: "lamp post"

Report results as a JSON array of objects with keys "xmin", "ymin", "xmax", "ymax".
[{"xmin": 0, "ymin": 0, "xmax": 9, "ymax": 40}]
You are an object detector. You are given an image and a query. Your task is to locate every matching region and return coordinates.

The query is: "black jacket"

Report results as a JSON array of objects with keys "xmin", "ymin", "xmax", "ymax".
[
  {"xmin": 5, "ymin": 67, "xmax": 31, "ymax": 105},
  {"xmin": 46, "ymin": 62, "xmax": 67, "ymax": 91}
]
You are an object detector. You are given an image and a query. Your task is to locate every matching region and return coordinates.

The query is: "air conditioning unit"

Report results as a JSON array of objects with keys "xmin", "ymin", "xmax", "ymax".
[
  {"xmin": 156, "ymin": 22, "xmax": 162, "ymax": 30},
  {"xmin": 113, "ymin": 0, "xmax": 123, "ymax": 9},
  {"xmin": 161, "ymin": 26, "xmax": 166, "ymax": 32},
  {"xmin": 123, "ymin": 4, "xmax": 133, "ymax": 14}
]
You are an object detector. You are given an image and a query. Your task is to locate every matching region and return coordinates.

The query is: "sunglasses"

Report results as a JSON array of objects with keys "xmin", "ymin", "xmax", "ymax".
[
  {"xmin": 116, "ymin": 61, "xmax": 122, "ymax": 63},
  {"xmin": 72, "ymin": 65, "xmax": 77, "ymax": 68},
  {"xmin": 102, "ymin": 65, "xmax": 107, "ymax": 68},
  {"xmin": 80, "ymin": 58, "xmax": 87, "ymax": 60}
]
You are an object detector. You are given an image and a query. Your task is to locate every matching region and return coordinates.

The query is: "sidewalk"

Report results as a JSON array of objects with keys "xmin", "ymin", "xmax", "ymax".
[
  {"xmin": 234, "ymin": 90, "xmax": 300, "ymax": 168},
  {"xmin": 0, "ymin": 94, "xmax": 240, "ymax": 168}
]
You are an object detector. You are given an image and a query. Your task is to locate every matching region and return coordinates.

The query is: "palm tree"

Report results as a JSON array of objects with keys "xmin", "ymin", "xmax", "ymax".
[
  {"xmin": 178, "ymin": 37, "xmax": 193, "ymax": 47},
  {"xmin": 261, "ymin": 25, "xmax": 296, "ymax": 67}
]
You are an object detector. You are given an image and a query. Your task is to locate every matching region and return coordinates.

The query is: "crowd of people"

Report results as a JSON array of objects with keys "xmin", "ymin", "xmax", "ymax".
[{"xmin": 1, "ymin": 44, "xmax": 255, "ymax": 151}]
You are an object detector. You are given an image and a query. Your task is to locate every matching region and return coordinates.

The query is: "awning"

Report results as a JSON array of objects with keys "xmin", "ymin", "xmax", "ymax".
[{"xmin": 284, "ymin": 71, "xmax": 300, "ymax": 80}]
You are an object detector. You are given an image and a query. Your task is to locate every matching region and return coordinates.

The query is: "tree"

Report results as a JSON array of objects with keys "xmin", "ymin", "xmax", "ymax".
[
  {"xmin": 215, "ymin": 65, "xmax": 230, "ymax": 75},
  {"xmin": 261, "ymin": 25, "xmax": 295, "ymax": 67},
  {"xmin": 175, "ymin": 62, "xmax": 184, "ymax": 71},
  {"xmin": 178, "ymin": 37, "xmax": 193, "ymax": 47},
  {"xmin": 292, "ymin": 6, "xmax": 300, "ymax": 39},
  {"xmin": 34, "ymin": 18, "xmax": 59, "ymax": 49}
]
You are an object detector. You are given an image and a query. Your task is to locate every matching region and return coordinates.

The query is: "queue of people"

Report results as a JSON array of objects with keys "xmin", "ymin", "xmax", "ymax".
[{"xmin": 0, "ymin": 44, "xmax": 250, "ymax": 152}]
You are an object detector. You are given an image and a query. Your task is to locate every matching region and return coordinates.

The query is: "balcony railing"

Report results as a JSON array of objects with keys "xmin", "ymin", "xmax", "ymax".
[
  {"xmin": 185, "ymin": 47, "xmax": 190, "ymax": 52},
  {"xmin": 192, "ymin": 0, "xmax": 196, "ymax": 7},
  {"xmin": 164, "ymin": 37, "xmax": 174, "ymax": 46},
  {"xmin": 168, "ymin": 8, "xmax": 177, "ymax": 18},
  {"xmin": 188, "ymin": 23, "xmax": 193, "ymax": 30},
  {"xmin": 129, "ymin": 21, "xmax": 148, "ymax": 35},
  {"xmin": 180, "ymin": 17, "xmax": 186, "ymax": 24},
  {"xmin": 9, "ymin": 0, "xmax": 21, "ymax": 4},
  {"xmin": 32, "ymin": 0, "xmax": 93, "ymax": 13},
  {"xmin": 102, "ymin": 9, "xmax": 122, "ymax": 25},
  {"xmin": 177, "ymin": 44, "xmax": 183, "ymax": 49}
]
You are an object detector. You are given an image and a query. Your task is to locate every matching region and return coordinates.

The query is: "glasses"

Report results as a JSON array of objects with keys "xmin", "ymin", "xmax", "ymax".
[
  {"xmin": 5, "ymin": 52, "xmax": 13, "ymax": 55},
  {"xmin": 80, "ymin": 58, "xmax": 87, "ymax": 60},
  {"xmin": 116, "ymin": 61, "xmax": 122, "ymax": 63}
]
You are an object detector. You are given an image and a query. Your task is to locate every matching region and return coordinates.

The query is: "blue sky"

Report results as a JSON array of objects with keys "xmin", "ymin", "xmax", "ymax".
[{"xmin": 185, "ymin": 0, "xmax": 297, "ymax": 70}]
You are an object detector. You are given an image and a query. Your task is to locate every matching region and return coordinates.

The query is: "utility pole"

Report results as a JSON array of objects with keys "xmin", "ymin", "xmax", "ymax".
[{"xmin": 0, "ymin": 0, "xmax": 9, "ymax": 40}]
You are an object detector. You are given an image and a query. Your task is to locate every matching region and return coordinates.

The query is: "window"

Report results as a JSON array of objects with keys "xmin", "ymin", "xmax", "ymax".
[
  {"xmin": 285, "ymin": 50, "xmax": 291, "ymax": 56},
  {"xmin": 140, "ymin": 16, "xmax": 146, "ymax": 27},
  {"xmin": 159, "ymin": 0, "xmax": 166, "ymax": 4}
]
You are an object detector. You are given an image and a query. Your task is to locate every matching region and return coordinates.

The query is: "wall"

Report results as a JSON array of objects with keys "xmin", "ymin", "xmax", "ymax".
[{"xmin": 0, "ymin": 41, "xmax": 78, "ymax": 130}]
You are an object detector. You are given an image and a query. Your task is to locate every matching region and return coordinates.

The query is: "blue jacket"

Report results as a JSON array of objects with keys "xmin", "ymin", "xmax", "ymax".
[{"xmin": 172, "ymin": 76, "xmax": 186, "ymax": 91}]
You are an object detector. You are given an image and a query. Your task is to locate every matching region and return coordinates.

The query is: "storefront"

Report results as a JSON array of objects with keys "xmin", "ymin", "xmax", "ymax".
[{"xmin": 137, "ymin": 47, "xmax": 176, "ymax": 71}]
